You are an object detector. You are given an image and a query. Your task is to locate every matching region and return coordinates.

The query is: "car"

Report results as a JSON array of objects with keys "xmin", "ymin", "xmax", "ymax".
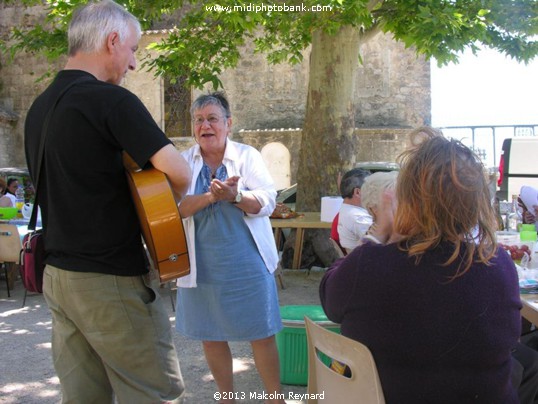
[
  {"xmin": 0, "ymin": 167, "xmax": 29, "ymax": 178},
  {"xmin": 355, "ymin": 161, "xmax": 400, "ymax": 173},
  {"xmin": 276, "ymin": 183, "xmax": 297, "ymax": 205}
]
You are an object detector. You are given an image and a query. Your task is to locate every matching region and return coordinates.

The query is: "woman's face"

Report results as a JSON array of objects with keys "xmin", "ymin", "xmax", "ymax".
[
  {"xmin": 7, "ymin": 180, "xmax": 18, "ymax": 194},
  {"xmin": 192, "ymin": 104, "xmax": 231, "ymax": 153}
]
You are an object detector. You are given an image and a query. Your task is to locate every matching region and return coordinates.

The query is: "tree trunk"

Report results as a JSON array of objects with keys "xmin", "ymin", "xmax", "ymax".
[
  {"xmin": 297, "ymin": 25, "xmax": 361, "ymax": 212},
  {"xmin": 284, "ymin": 26, "xmax": 361, "ymax": 268}
]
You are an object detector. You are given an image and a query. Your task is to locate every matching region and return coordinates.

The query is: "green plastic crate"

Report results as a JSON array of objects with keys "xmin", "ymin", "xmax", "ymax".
[{"xmin": 276, "ymin": 305, "xmax": 340, "ymax": 386}]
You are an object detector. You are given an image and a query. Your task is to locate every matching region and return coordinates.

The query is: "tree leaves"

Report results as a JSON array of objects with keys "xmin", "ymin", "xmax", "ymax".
[{"xmin": 1, "ymin": 0, "xmax": 536, "ymax": 86}]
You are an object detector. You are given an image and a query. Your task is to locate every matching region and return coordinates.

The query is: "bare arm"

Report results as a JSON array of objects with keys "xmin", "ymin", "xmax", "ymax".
[
  {"xmin": 149, "ymin": 144, "xmax": 191, "ymax": 200},
  {"xmin": 0, "ymin": 196, "xmax": 13, "ymax": 207},
  {"xmin": 178, "ymin": 192, "xmax": 215, "ymax": 218}
]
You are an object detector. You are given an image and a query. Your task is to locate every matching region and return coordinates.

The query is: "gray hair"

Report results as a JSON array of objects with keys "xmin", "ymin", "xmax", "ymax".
[
  {"xmin": 361, "ymin": 171, "xmax": 398, "ymax": 214},
  {"xmin": 68, "ymin": 0, "xmax": 141, "ymax": 56},
  {"xmin": 340, "ymin": 168, "xmax": 371, "ymax": 199},
  {"xmin": 190, "ymin": 91, "xmax": 232, "ymax": 118}
]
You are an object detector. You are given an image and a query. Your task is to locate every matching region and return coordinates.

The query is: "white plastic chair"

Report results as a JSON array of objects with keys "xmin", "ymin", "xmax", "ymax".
[
  {"xmin": 0, "ymin": 224, "xmax": 22, "ymax": 297},
  {"xmin": 304, "ymin": 316, "xmax": 385, "ymax": 404}
]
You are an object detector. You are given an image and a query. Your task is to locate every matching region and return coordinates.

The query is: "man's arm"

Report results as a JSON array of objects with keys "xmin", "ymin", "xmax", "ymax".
[{"xmin": 149, "ymin": 144, "xmax": 191, "ymax": 200}]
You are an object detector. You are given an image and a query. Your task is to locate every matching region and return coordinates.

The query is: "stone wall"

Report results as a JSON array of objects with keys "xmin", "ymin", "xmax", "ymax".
[
  {"xmin": 232, "ymin": 127, "xmax": 411, "ymax": 185},
  {"xmin": 195, "ymin": 30, "xmax": 431, "ymax": 132},
  {"xmin": 0, "ymin": 3, "xmax": 64, "ymax": 167},
  {"xmin": 122, "ymin": 33, "xmax": 166, "ymax": 130},
  {"xmin": 234, "ymin": 129, "xmax": 302, "ymax": 184},
  {"xmin": 0, "ymin": 107, "xmax": 20, "ymax": 167},
  {"xmin": 355, "ymin": 33, "xmax": 431, "ymax": 128}
]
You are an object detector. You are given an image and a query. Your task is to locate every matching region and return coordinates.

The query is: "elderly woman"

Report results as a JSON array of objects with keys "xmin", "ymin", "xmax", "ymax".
[
  {"xmin": 175, "ymin": 92, "xmax": 285, "ymax": 403},
  {"xmin": 359, "ymin": 170, "xmax": 398, "ymax": 245},
  {"xmin": 320, "ymin": 134, "xmax": 522, "ymax": 403}
]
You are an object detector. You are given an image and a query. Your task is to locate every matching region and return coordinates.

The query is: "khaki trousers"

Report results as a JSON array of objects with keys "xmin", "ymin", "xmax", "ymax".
[{"xmin": 43, "ymin": 265, "xmax": 184, "ymax": 404}]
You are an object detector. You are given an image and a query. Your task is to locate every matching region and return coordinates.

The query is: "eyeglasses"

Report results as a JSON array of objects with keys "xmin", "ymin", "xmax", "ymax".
[{"xmin": 192, "ymin": 115, "xmax": 225, "ymax": 126}]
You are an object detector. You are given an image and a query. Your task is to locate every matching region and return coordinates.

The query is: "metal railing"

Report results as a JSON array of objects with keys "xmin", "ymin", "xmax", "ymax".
[{"xmin": 437, "ymin": 124, "xmax": 538, "ymax": 168}]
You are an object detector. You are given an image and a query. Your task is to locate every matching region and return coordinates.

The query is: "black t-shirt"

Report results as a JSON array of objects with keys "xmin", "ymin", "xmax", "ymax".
[{"xmin": 24, "ymin": 70, "xmax": 171, "ymax": 276}]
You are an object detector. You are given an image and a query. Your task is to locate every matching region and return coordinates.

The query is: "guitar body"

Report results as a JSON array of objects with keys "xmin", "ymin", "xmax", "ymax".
[{"xmin": 123, "ymin": 154, "xmax": 190, "ymax": 283}]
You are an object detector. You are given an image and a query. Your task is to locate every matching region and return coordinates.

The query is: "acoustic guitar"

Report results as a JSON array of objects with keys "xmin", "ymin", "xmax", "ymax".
[{"xmin": 123, "ymin": 153, "xmax": 190, "ymax": 283}]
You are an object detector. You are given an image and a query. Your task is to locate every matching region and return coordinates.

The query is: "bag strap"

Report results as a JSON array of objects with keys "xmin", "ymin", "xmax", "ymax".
[{"xmin": 29, "ymin": 76, "xmax": 91, "ymax": 231}]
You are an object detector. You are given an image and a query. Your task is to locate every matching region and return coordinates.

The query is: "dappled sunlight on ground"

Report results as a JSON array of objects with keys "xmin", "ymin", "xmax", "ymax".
[
  {"xmin": 1, "ymin": 379, "xmax": 60, "ymax": 403},
  {"xmin": 2, "ymin": 378, "xmax": 59, "ymax": 393},
  {"xmin": 233, "ymin": 357, "xmax": 255, "ymax": 373},
  {"xmin": 13, "ymin": 328, "xmax": 31, "ymax": 334},
  {"xmin": 1, "ymin": 281, "xmax": 58, "ymax": 404},
  {"xmin": 0, "ymin": 307, "xmax": 32, "ymax": 317}
]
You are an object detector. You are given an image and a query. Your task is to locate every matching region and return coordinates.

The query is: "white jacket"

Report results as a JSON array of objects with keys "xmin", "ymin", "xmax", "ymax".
[{"xmin": 177, "ymin": 139, "xmax": 279, "ymax": 287}]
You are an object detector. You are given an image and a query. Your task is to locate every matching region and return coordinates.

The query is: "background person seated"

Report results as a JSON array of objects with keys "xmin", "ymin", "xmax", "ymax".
[
  {"xmin": 0, "ymin": 178, "xmax": 14, "ymax": 207},
  {"xmin": 3, "ymin": 178, "xmax": 18, "ymax": 207},
  {"xmin": 520, "ymin": 196, "xmax": 538, "ymax": 226},
  {"xmin": 336, "ymin": 168, "xmax": 372, "ymax": 253}
]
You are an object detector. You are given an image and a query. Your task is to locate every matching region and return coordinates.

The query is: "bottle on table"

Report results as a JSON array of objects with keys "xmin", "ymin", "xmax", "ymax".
[
  {"xmin": 15, "ymin": 185, "xmax": 24, "ymax": 218},
  {"xmin": 506, "ymin": 194, "xmax": 522, "ymax": 232},
  {"xmin": 494, "ymin": 197, "xmax": 504, "ymax": 231}
]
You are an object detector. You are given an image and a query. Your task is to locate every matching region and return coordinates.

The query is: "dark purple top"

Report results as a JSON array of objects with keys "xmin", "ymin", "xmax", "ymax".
[{"xmin": 320, "ymin": 241, "xmax": 521, "ymax": 404}]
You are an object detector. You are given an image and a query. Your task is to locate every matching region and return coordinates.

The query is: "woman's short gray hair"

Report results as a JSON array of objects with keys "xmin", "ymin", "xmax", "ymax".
[
  {"xmin": 68, "ymin": 0, "xmax": 141, "ymax": 56},
  {"xmin": 361, "ymin": 171, "xmax": 398, "ymax": 214},
  {"xmin": 190, "ymin": 91, "xmax": 232, "ymax": 118}
]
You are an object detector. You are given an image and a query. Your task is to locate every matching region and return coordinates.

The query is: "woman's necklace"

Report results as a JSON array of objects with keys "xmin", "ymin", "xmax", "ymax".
[
  {"xmin": 201, "ymin": 149, "xmax": 224, "ymax": 179},
  {"xmin": 201, "ymin": 163, "xmax": 228, "ymax": 193},
  {"xmin": 206, "ymin": 164, "xmax": 218, "ymax": 179}
]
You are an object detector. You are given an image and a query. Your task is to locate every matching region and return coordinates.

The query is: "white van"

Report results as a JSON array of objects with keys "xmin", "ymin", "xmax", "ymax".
[{"xmin": 497, "ymin": 137, "xmax": 538, "ymax": 201}]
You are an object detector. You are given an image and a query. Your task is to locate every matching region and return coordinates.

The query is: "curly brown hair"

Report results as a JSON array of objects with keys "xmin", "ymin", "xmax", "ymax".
[{"xmin": 394, "ymin": 133, "xmax": 497, "ymax": 278}]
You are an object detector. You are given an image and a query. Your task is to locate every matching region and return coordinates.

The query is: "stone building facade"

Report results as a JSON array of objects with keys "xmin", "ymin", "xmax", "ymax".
[{"xmin": 0, "ymin": 2, "xmax": 431, "ymax": 182}]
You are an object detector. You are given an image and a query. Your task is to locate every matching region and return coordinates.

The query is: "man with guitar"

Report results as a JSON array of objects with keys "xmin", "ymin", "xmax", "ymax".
[{"xmin": 24, "ymin": 1, "xmax": 191, "ymax": 402}]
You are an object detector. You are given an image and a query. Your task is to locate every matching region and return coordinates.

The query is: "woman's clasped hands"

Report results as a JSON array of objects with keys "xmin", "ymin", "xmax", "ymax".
[{"xmin": 209, "ymin": 175, "xmax": 240, "ymax": 203}]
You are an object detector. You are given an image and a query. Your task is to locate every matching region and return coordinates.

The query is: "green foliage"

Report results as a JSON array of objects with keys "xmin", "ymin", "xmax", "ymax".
[
  {"xmin": 1, "ymin": 0, "xmax": 536, "ymax": 87},
  {"xmin": 9, "ymin": 26, "xmax": 68, "ymax": 61},
  {"xmin": 378, "ymin": 0, "xmax": 538, "ymax": 66}
]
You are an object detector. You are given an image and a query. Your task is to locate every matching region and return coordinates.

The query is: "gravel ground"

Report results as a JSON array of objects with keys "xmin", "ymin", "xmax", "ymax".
[{"xmin": 0, "ymin": 269, "xmax": 326, "ymax": 403}]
